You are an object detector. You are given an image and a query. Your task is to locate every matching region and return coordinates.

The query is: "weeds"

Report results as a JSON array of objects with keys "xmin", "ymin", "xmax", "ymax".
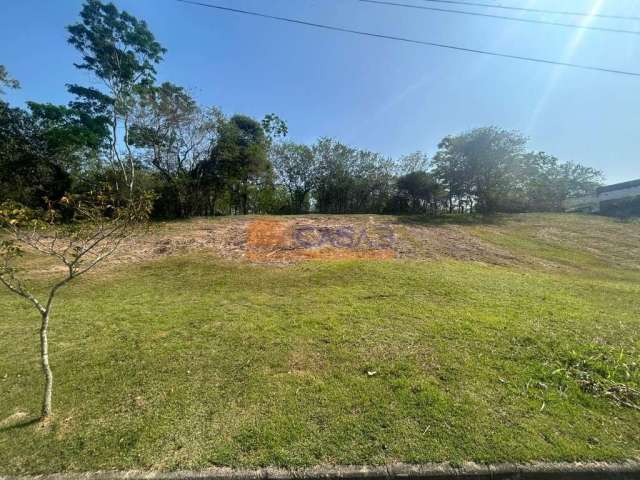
[{"xmin": 550, "ymin": 345, "xmax": 640, "ymax": 410}]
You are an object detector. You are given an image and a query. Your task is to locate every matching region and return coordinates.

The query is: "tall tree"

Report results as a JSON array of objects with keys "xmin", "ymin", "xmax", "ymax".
[
  {"xmin": 0, "ymin": 104, "xmax": 68, "ymax": 207},
  {"xmin": 27, "ymin": 102, "xmax": 110, "ymax": 177},
  {"xmin": 270, "ymin": 142, "xmax": 315, "ymax": 213},
  {"xmin": 432, "ymin": 136, "xmax": 468, "ymax": 213},
  {"xmin": 208, "ymin": 115, "xmax": 270, "ymax": 215},
  {"xmin": 433, "ymin": 128, "xmax": 528, "ymax": 213},
  {"xmin": 559, "ymin": 161, "xmax": 603, "ymax": 198},
  {"xmin": 67, "ymin": 0, "xmax": 166, "ymax": 196},
  {"xmin": 506, "ymin": 152, "xmax": 603, "ymax": 212},
  {"xmin": 0, "ymin": 99, "xmax": 110, "ymax": 208},
  {"xmin": 129, "ymin": 82, "xmax": 223, "ymax": 217},
  {"xmin": 350, "ymin": 149, "xmax": 396, "ymax": 213},
  {"xmin": 397, "ymin": 171, "xmax": 443, "ymax": 213},
  {"xmin": 312, "ymin": 138, "xmax": 357, "ymax": 214},
  {"xmin": 396, "ymin": 151, "xmax": 430, "ymax": 175},
  {"xmin": 311, "ymin": 138, "xmax": 395, "ymax": 214}
]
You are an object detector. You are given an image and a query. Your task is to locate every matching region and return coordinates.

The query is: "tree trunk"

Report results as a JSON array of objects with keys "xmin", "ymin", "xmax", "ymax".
[
  {"xmin": 40, "ymin": 311, "xmax": 53, "ymax": 419},
  {"xmin": 241, "ymin": 183, "xmax": 248, "ymax": 215},
  {"xmin": 211, "ymin": 191, "xmax": 217, "ymax": 217}
]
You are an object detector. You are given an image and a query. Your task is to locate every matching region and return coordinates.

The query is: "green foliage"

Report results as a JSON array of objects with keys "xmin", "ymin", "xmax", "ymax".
[
  {"xmin": 0, "ymin": 65, "xmax": 20, "ymax": 95},
  {"xmin": 67, "ymin": 85, "xmax": 114, "ymax": 114},
  {"xmin": 66, "ymin": 0, "xmax": 165, "ymax": 90},
  {"xmin": 270, "ymin": 142, "xmax": 315, "ymax": 213},
  {"xmin": 261, "ymin": 113, "xmax": 288, "ymax": 142},
  {"xmin": 66, "ymin": 0, "xmax": 167, "ymax": 197},
  {"xmin": 395, "ymin": 171, "xmax": 443, "ymax": 213},
  {"xmin": 27, "ymin": 102, "xmax": 110, "ymax": 170},
  {"xmin": 515, "ymin": 153, "xmax": 603, "ymax": 212},
  {"xmin": 128, "ymin": 82, "xmax": 223, "ymax": 218},
  {"xmin": 432, "ymin": 127, "xmax": 528, "ymax": 213},
  {"xmin": 208, "ymin": 115, "xmax": 270, "ymax": 214},
  {"xmin": 396, "ymin": 151, "xmax": 430, "ymax": 175},
  {"xmin": 0, "ymin": 102, "xmax": 72, "ymax": 208},
  {"xmin": 27, "ymin": 102, "xmax": 106, "ymax": 150},
  {"xmin": 432, "ymin": 128, "xmax": 603, "ymax": 214},
  {"xmin": 546, "ymin": 345, "xmax": 639, "ymax": 410},
  {"xmin": 0, "ymin": 201, "xmax": 39, "ymax": 228},
  {"xmin": 0, "ymin": 96, "xmax": 109, "ymax": 208},
  {"xmin": 312, "ymin": 138, "xmax": 395, "ymax": 214}
]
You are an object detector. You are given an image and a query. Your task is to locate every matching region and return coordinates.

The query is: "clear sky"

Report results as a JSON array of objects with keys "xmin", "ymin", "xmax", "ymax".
[{"xmin": 1, "ymin": 0, "xmax": 638, "ymax": 183}]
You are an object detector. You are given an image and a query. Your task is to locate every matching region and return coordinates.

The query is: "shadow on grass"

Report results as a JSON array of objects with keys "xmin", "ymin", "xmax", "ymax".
[
  {"xmin": 599, "ymin": 214, "xmax": 640, "ymax": 225},
  {"xmin": 0, "ymin": 414, "xmax": 40, "ymax": 432},
  {"xmin": 393, "ymin": 213, "xmax": 507, "ymax": 227}
]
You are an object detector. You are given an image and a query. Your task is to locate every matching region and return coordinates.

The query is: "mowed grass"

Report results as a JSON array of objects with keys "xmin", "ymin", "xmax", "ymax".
[{"xmin": 1, "ymin": 214, "xmax": 640, "ymax": 474}]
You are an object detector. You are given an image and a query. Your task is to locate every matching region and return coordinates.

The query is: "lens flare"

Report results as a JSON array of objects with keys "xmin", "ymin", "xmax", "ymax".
[{"xmin": 527, "ymin": 0, "xmax": 606, "ymax": 132}]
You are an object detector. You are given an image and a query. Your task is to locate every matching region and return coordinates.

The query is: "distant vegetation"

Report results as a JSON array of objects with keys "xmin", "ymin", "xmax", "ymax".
[{"xmin": 0, "ymin": 0, "xmax": 604, "ymax": 220}]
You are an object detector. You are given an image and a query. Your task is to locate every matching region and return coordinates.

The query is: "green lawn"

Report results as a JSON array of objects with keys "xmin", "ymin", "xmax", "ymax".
[{"xmin": 1, "ymin": 214, "xmax": 639, "ymax": 474}]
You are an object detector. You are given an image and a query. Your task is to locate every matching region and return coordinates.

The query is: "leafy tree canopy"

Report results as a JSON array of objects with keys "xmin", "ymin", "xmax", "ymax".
[
  {"xmin": 0, "ymin": 65, "xmax": 20, "ymax": 95},
  {"xmin": 67, "ymin": 0, "xmax": 165, "ymax": 92}
]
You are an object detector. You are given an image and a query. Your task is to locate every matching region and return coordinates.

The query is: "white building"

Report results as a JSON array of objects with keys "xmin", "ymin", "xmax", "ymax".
[{"xmin": 564, "ymin": 179, "xmax": 640, "ymax": 213}]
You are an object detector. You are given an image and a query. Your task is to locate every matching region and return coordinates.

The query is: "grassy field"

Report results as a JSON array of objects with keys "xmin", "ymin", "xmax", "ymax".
[{"xmin": 1, "ymin": 213, "xmax": 639, "ymax": 474}]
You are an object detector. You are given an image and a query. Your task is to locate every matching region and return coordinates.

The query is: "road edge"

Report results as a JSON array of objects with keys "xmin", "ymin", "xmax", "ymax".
[{"xmin": 3, "ymin": 461, "xmax": 640, "ymax": 480}]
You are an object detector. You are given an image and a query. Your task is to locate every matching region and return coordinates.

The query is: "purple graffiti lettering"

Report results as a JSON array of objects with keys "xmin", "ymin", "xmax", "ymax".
[
  {"xmin": 354, "ymin": 228, "xmax": 372, "ymax": 248},
  {"xmin": 294, "ymin": 226, "xmax": 321, "ymax": 248},
  {"xmin": 293, "ymin": 224, "xmax": 396, "ymax": 250},
  {"xmin": 318, "ymin": 227, "xmax": 333, "ymax": 247},
  {"xmin": 332, "ymin": 227, "xmax": 355, "ymax": 248},
  {"xmin": 374, "ymin": 226, "xmax": 396, "ymax": 249}
]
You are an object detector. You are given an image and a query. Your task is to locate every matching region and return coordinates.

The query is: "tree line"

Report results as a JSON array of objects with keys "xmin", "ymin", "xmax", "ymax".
[{"xmin": 0, "ymin": 0, "xmax": 603, "ymax": 220}]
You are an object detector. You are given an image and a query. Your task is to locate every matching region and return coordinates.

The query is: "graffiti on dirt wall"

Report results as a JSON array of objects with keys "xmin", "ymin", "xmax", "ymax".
[
  {"xmin": 245, "ymin": 220, "xmax": 397, "ymax": 262},
  {"xmin": 293, "ymin": 225, "xmax": 395, "ymax": 250}
]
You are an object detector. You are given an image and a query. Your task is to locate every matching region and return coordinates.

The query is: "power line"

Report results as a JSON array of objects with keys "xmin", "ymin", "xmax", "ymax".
[
  {"xmin": 413, "ymin": 0, "xmax": 640, "ymax": 22},
  {"xmin": 358, "ymin": 0, "xmax": 640, "ymax": 36},
  {"xmin": 176, "ymin": 0, "xmax": 640, "ymax": 78}
]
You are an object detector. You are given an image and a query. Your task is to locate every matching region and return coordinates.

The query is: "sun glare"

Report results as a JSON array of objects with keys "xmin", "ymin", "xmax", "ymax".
[{"xmin": 527, "ymin": 0, "xmax": 606, "ymax": 131}]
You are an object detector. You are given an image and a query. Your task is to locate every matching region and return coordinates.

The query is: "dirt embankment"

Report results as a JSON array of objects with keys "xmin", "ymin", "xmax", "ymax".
[
  {"xmin": 112, "ymin": 216, "xmax": 524, "ymax": 266},
  {"xmin": 25, "ymin": 214, "xmax": 640, "ymax": 272}
]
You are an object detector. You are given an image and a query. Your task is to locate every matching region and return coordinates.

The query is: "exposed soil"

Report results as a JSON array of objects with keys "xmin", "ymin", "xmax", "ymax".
[
  {"xmin": 245, "ymin": 218, "xmax": 396, "ymax": 262},
  {"xmin": 29, "ymin": 214, "xmax": 630, "ymax": 273},
  {"xmin": 107, "ymin": 216, "xmax": 526, "ymax": 266}
]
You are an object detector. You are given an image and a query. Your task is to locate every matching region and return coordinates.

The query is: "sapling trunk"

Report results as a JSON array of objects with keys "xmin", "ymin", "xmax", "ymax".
[{"xmin": 40, "ymin": 311, "xmax": 53, "ymax": 419}]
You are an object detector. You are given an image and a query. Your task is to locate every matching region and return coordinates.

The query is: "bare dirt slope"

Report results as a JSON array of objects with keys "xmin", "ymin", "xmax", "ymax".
[{"xmin": 110, "ymin": 213, "xmax": 640, "ymax": 272}]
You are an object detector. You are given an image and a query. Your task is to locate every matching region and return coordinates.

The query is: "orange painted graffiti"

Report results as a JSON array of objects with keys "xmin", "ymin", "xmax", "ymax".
[{"xmin": 245, "ymin": 219, "xmax": 396, "ymax": 262}]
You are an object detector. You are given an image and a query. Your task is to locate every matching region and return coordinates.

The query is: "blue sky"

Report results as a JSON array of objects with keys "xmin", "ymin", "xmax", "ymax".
[{"xmin": 1, "ymin": 0, "xmax": 639, "ymax": 183}]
